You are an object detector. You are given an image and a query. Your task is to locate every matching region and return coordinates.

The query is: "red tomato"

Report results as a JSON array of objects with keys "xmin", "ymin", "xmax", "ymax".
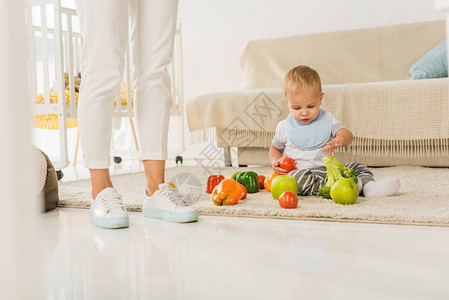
[
  {"xmin": 279, "ymin": 156, "xmax": 297, "ymax": 173},
  {"xmin": 278, "ymin": 191, "xmax": 298, "ymax": 209},
  {"xmin": 258, "ymin": 175, "xmax": 266, "ymax": 189},
  {"xmin": 238, "ymin": 183, "xmax": 247, "ymax": 200}
]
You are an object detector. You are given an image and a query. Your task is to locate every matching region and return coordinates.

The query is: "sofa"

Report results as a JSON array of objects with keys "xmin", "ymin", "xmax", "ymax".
[{"xmin": 187, "ymin": 20, "xmax": 449, "ymax": 167}]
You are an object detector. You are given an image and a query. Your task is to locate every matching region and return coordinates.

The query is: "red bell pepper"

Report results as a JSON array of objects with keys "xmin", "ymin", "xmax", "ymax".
[
  {"xmin": 258, "ymin": 175, "xmax": 266, "ymax": 189},
  {"xmin": 238, "ymin": 183, "xmax": 247, "ymax": 200},
  {"xmin": 212, "ymin": 178, "xmax": 245, "ymax": 206},
  {"xmin": 206, "ymin": 175, "xmax": 225, "ymax": 194}
]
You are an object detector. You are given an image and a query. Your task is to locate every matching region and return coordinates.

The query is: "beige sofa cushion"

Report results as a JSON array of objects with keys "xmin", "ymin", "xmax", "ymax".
[
  {"xmin": 239, "ymin": 20, "xmax": 445, "ymax": 88},
  {"xmin": 187, "ymin": 20, "xmax": 449, "ymax": 166},
  {"xmin": 187, "ymin": 78, "xmax": 449, "ymax": 159}
]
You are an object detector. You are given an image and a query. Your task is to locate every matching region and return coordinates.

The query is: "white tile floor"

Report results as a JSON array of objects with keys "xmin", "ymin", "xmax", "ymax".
[
  {"xmin": 44, "ymin": 158, "xmax": 449, "ymax": 300},
  {"xmin": 41, "ymin": 208, "xmax": 449, "ymax": 300}
]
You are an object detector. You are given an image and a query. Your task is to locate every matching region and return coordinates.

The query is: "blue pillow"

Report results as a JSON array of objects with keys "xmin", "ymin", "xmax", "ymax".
[{"xmin": 409, "ymin": 40, "xmax": 448, "ymax": 79}]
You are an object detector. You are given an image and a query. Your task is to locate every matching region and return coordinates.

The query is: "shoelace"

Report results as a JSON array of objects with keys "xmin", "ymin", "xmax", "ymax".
[
  {"xmin": 160, "ymin": 185, "xmax": 189, "ymax": 207},
  {"xmin": 98, "ymin": 191, "xmax": 125, "ymax": 213}
]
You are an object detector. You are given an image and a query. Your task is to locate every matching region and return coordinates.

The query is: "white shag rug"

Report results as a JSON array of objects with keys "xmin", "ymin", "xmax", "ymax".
[{"xmin": 58, "ymin": 165, "xmax": 449, "ymax": 226}]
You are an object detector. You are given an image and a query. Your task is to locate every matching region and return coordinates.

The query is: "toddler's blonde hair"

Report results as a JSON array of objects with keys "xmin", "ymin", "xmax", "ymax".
[{"xmin": 283, "ymin": 65, "xmax": 322, "ymax": 97}]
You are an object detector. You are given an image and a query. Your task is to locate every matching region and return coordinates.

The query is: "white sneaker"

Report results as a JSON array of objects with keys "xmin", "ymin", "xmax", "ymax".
[
  {"xmin": 89, "ymin": 187, "xmax": 129, "ymax": 229},
  {"xmin": 143, "ymin": 183, "xmax": 198, "ymax": 223}
]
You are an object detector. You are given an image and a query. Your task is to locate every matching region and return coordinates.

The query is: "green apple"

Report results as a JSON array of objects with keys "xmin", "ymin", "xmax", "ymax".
[
  {"xmin": 271, "ymin": 175, "xmax": 299, "ymax": 200},
  {"xmin": 230, "ymin": 171, "xmax": 241, "ymax": 180},
  {"xmin": 330, "ymin": 178, "xmax": 359, "ymax": 205}
]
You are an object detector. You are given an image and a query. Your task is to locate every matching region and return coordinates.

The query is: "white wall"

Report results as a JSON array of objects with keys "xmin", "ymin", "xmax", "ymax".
[
  {"xmin": 33, "ymin": 0, "xmax": 446, "ymax": 164},
  {"xmin": 178, "ymin": 0, "xmax": 445, "ymax": 103},
  {"xmin": 1, "ymin": 0, "xmax": 41, "ymax": 299}
]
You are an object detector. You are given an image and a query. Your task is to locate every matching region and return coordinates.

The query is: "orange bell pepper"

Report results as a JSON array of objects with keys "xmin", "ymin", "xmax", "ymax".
[
  {"xmin": 264, "ymin": 171, "xmax": 281, "ymax": 192},
  {"xmin": 212, "ymin": 178, "xmax": 245, "ymax": 206}
]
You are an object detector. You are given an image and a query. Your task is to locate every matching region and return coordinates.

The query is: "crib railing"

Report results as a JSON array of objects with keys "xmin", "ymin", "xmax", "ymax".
[
  {"xmin": 25, "ymin": 0, "xmax": 83, "ymax": 169},
  {"xmin": 26, "ymin": 0, "xmax": 185, "ymax": 170}
]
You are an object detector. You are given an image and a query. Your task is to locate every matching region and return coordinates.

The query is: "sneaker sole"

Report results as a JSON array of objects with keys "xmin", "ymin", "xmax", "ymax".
[
  {"xmin": 143, "ymin": 208, "xmax": 198, "ymax": 223},
  {"xmin": 89, "ymin": 212, "xmax": 130, "ymax": 229}
]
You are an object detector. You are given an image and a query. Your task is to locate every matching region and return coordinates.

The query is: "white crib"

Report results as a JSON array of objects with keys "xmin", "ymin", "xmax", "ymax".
[{"xmin": 25, "ymin": 0, "xmax": 185, "ymax": 177}]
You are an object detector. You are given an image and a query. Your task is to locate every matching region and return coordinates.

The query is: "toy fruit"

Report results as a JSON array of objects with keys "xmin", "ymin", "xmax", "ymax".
[
  {"xmin": 318, "ymin": 155, "xmax": 358, "ymax": 199},
  {"xmin": 258, "ymin": 175, "xmax": 266, "ymax": 189},
  {"xmin": 264, "ymin": 171, "xmax": 281, "ymax": 192},
  {"xmin": 330, "ymin": 178, "xmax": 359, "ymax": 205},
  {"xmin": 212, "ymin": 178, "xmax": 245, "ymax": 206},
  {"xmin": 206, "ymin": 175, "xmax": 225, "ymax": 194},
  {"xmin": 238, "ymin": 183, "xmax": 247, "ymax": 200},
  {"xmin": 271, "ymin": 175, "xmax": 299, "ymax": 200},
  {"xmin": 236, "ymin": 171, "xmax": 259, "ymax": 193},
  {"xmin": 278, "ymin": 191, "xmax": 298, "ymax": 209},
  {"xmin": 230, "ymin": 171, "xmax": 241, "ymax": 180},
  {"xmin": 278, "ymin": 156, "xmax": 297, "ymax": 173}
]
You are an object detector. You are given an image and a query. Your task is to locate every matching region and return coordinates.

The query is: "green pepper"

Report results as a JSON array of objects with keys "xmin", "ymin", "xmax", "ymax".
[
  {"xmin": 236, "ymin": 171, "xmax": 259, "ymax": 193},
  {"xmin": 230, "ymin": 171, "xmax": 241, "ymax": 180}
]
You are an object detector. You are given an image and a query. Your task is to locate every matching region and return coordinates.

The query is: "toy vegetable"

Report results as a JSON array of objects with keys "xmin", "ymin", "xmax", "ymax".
[
  {"xmin": 230, "ymin": 171, "xmax": 241, "ymax": 180},
  {"xmin": 318, "ymin": 155, "xmax": 359, "ymax": 205},
  {"xmin": 236, "ymin": 171, "xmax": 260, "ymax": 193},
  {"xmin": 278, "ymin": 191, "xmax": 299, "ymax": 209},
  {"xmin": 206, "ymin": 175, "xmax": 225, "ymax": 194},
  {"xmin": 264, "ymin": 171, "xmax": 281, "ymax": 192},
  {"xmin": 212, "ymin": 178, "xmax": 245, "ymax": 206},
  {"xmin": 278, "ymin": 156, "xmax": 297, "ymax": 173},
  {"xmin": 258, "ymin": 175, "xmax": 266, "ymax": 189},
  {"xmin": 238, "ymin": 183, "xmax": 247, "ymax": 200},
  {"xmin": 271, "ymin": 175, "xmax": 299, "ymax": 200}
]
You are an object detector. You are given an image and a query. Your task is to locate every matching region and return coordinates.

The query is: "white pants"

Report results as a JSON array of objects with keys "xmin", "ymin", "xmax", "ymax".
[{"xmin": 76, "ymin": 0, "xmax": 178, "ymax": 169}]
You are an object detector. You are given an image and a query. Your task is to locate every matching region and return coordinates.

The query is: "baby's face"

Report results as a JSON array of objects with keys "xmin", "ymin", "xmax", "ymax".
[{"xmin": 284, "ymin": 91, "xmax": 324, "ymax": 125}]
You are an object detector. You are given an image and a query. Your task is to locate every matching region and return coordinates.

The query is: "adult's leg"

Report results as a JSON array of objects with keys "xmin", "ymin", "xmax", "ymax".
[
  {"xmin": 76, "ymin": 0, "xmax": 128, "ymax": 199},
  {"xmin": 132, "ymin": 0, "xmax": 179, "ymax": 196}
]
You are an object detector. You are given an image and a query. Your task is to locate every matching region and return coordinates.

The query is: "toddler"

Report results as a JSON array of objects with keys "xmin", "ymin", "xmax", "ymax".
[{"xmin": 269, "ymin": 65, "xmax": 400, "ymax": 197}]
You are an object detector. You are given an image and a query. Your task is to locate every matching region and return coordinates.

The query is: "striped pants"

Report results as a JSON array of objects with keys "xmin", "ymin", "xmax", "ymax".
[{"xmin": 288, "ymin": 162, "xmax": 374, "ymax": 196}]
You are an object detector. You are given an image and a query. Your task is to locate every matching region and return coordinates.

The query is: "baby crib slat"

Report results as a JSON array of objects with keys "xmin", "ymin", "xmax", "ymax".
[
  {"xmin": 125, "ymin": 45, "xmax": 132, "ymax": 113},
  {"xmin": 26, "ymin": 6, "xmax": 37, "ymax": 99},
  {"xmin": 53, "ymin": 3, "xmax": 69, "ymax": 168},
  {"xmin": 40, "ymin": 4, "xmax": 51, "ymax": 106},
  {"xmin": 66, "ymin": 13, "xmax": 77, "ymax": 117}
]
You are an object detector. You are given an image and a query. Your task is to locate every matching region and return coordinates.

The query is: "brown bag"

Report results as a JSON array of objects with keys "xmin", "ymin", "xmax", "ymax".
[{"xmin": 38, "ymin": 150, "xmax": 59, "ymax": 212}]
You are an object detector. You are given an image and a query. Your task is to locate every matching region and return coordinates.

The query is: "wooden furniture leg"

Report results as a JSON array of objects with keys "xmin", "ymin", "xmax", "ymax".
[{"xmin": 223, "ymin": 147, "xmax": 232, "ymax": 167}]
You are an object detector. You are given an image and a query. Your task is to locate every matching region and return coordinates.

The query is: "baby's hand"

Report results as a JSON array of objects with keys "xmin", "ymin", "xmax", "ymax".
[
  {"xmin": 322, "ymin": 138, "xmax": 343, "ymax": 157},
  {"xmin": 271, "ymin": 158, "xmax": 288, "ymax": 175}
]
